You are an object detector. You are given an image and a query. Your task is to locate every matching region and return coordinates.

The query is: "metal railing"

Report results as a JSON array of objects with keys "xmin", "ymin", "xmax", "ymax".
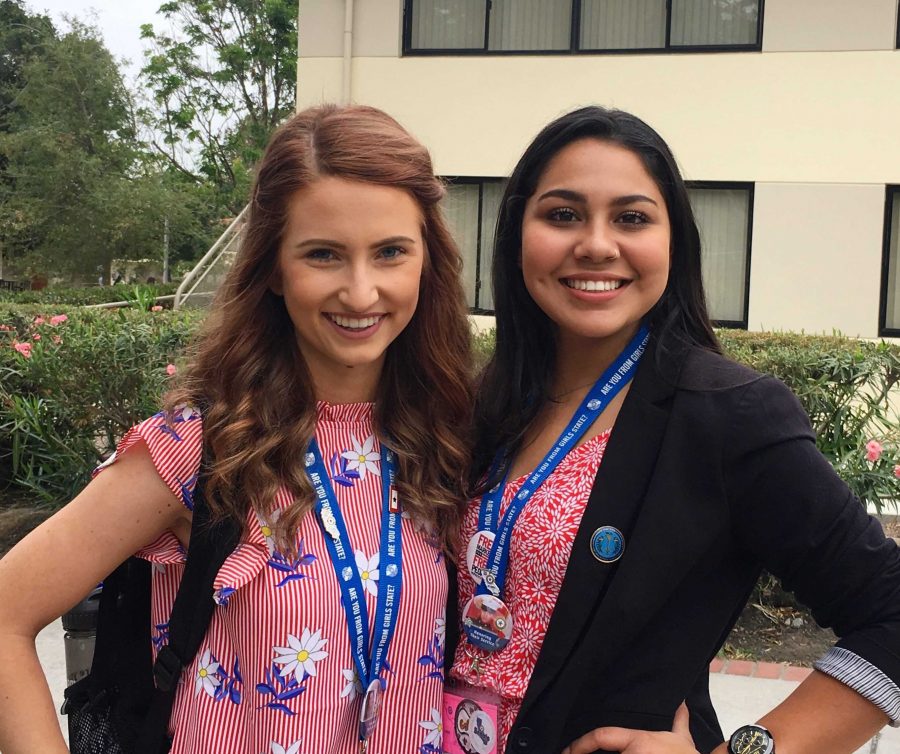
[{"xmin": 174, "ymin": 205, "xmax": 249, "ymax": 309}]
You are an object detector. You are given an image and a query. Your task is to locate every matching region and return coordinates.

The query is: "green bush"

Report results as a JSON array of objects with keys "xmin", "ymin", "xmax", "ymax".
[
  {"xmin": 473, "ymin": 328, "xmax": 900, "ymax": 512},
  {"xmin": 3, "ymin": 313, "xmax": 898, "ymax": 513},
  {"xmin": 0, "ymin": 283, "xmax": 178, "ymax": 306},
  {"xmin": 0, "ymin": 305, "xmax": 203, "ymax": 506}
]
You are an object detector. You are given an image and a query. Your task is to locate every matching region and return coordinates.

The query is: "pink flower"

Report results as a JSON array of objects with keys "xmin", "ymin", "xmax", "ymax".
[
  {"xmin": 13, "ymin": 341, "xmax": 32, "ymax": 358},
  {"xmin": 150, "ymin": 305, "xmax": 163, "ymax": 312},
  {"xmin": 32, "ymin": 334, "xmax": 41, "ymax": 341},
  {"xmin": 895, "ymin": 465, "xmax": 900, "ymax": 479},
  {"xmin": 49, "ymin": 314, "xmax": 68, "ymax": 326},
  {"xmin": 166, "ymin": 364, "xmax": 177, "ymax": 376},
  {"xmin": 33, "ymin": 316, "xmax": 45, "ymax": 325},
  {"xmin": 866, "ymin": 440, "xmax": 883, "ymax": 463},
  {"xmin": 0, "ymin": 324, "xmax": 9, "ymax": 331}
]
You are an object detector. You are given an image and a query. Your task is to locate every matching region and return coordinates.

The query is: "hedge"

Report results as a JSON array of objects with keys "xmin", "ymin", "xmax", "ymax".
[
  {"xmin": 0, "ymin": 283, "xmax": 179, "ymax": 306},
  {"xmin": 2, "ymin": 308, "xmax": 898, "ymax": 512}
]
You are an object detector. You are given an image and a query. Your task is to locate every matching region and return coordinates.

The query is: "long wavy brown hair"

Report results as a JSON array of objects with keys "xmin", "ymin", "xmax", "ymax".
[{"xmin": 166, "ymin": 104, "xmax": 473, "ymax": 556}]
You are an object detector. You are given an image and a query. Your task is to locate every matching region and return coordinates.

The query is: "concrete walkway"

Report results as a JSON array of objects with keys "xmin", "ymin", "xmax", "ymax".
[{"xmin": 33, "ymin": 619, "xmax": 900, "ymax": 753}]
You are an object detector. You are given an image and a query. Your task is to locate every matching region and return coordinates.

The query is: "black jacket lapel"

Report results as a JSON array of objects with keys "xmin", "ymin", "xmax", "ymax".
[{"xmin": 516, "ymin": 337, "xmax": 686, "ymax": 720}]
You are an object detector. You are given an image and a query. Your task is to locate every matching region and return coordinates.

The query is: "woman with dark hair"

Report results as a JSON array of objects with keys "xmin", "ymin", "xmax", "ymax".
[
  {"xmin": 0, "ymin": 104, "xmax": 472, "ymax": 754},
  {"xmin": 444, "ymin": 106, "xmax": 900, "ymax": 754}
]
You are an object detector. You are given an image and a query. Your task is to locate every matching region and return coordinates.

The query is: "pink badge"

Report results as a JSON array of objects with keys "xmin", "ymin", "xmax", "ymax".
[{"xmin": 442, "ymin": 685, "xmax": 499, "ymax": 754}]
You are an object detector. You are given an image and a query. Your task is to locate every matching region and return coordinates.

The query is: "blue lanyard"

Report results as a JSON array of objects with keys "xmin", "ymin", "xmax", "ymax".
[
  {"xmin": 476, "ymin": 326, "xmax": 650, "ymax": 599},
  {"xmin": 307, "ymin": 438, "xmax": 402, "ymax": 689}
]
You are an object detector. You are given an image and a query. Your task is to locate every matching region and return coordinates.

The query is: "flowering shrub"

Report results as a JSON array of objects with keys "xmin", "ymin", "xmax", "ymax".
[
  {"xmin": 3, "ymin": 314, "xmax": 898, "ymax": 513},
  {"xmin": 0, "ymin": 305, "xmax": 202, "ymax": 505}
]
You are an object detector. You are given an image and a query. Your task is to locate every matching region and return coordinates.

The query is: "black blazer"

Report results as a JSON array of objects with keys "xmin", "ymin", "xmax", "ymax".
[{"xmin": 447, "ymin": 338, "xmax": 900, "ymax": 754}]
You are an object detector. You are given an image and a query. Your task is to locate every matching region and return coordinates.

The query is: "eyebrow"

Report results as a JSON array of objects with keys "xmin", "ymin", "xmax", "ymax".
[
  {"xmin": 295, "ymin": 235, "xmax": 418, "ymax": 250},
  {"xmin": 536, "ymin": 188, "xmax": 658, "ymax": 207}
]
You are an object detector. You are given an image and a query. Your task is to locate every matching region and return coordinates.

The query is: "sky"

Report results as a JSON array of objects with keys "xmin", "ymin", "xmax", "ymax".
[{"xmin": 24, "ymin": 0, "xmax": 165, "ymax": 80}]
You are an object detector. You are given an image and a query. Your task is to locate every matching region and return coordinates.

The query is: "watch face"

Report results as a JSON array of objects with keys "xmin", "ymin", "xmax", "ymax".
[{"xmin": 730, "ymin": 725, "xmax": 773, "ymax": 754}]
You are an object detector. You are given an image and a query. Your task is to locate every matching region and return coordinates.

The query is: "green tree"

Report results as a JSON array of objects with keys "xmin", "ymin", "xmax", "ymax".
[
  {"xmin": 0, "ymin": 18, "xmax": 211, "ymax": 280},
  {"xmin": 0, "ymin": 0, "xmax": 56, "ymax": 278},
  {"xmin": 139, "ymin": 0, "xmax": 298, "ymax": 211},
  {"xmin": 0, "ymin": 0, "xmax": 56, "ymax": 131}
]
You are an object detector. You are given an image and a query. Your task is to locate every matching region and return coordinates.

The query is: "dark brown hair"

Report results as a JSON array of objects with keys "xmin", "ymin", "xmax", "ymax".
[
  {"xmin": 474, "ymin": 106, "xmax": 719, "ymax": 481},
  {"xmin": 167, "ymin": 104, "xmax": 473, "ymax": 555}
]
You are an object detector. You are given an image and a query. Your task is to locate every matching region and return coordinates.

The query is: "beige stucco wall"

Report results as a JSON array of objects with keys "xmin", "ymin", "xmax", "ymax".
[
  {"xmin": 763, "ymin": 0, "xmax": 898, "ymax": 52},
  {"xmin": 299, "ymin": 0, "xmax": 403, "ymax": 57},
  {"xmin": 296, "ymin": 1, "xmax": 900, "ymax": 338},
  {"xmin": 749, "ymin": 183, "xmax": 885, "ymax": 336},
  {"xmin": 298, "ymin": 51, "xmax": 900, "ymax": 183}
]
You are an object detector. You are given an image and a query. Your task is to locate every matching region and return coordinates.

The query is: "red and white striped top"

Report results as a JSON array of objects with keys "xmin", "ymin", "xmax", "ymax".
[
  {"xmin": 98, "ymin": 402, "xmax": 447, "ymax": 754},
  {"xmin": 449, "ymin": 429, "xmax": 612, "ymax": 752}
]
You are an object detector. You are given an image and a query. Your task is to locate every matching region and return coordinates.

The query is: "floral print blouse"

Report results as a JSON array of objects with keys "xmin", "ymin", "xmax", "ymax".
[
  {"xmin": 450, "ymin": 429, "xmax": 612, "ymax": 753},
  {"xmin": 97, "ymin": 402, "xmax": 447, "ymax": 754}
]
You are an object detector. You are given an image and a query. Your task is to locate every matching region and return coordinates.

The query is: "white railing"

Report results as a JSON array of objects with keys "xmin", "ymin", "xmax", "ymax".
[{"xmin": 174, "ymin": 205, "xmax": 249, "ymax": 309}]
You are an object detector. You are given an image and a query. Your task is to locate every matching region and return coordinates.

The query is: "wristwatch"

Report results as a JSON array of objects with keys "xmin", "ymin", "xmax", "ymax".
[{"xmin": 728, "ymin": 724, "xmax": 774, "ymax": 754}]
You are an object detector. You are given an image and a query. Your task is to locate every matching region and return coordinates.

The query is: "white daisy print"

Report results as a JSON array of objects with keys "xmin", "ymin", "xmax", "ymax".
[
  {"xmin": 419, "ymin": 707, "xmax": 443, "ymax": 748},
  {"xmin": 267, "ymin": 741, "xmax": 302, "ymax": 754},
  {"xmin": 258, "ymin": 510, "xmax": 281, "ymax": 555},
  {"xmin": 195, "ymin": 649, "xmax": 221, "ymax": 697},
  {"xmin": 172, "ymin": 404, "xmax": 198, "ymax": 422},
  {"xmin": 341, "ymin": 434, "xmax": 381, "ymax": 481},
  {"xmin": 340, "ymin": 667, "xmax": 363, "ymax": 700},
  {"xmin": 355, "ymin": 550, "xmax": 380, "ymax": 597},
  {"xmin": 273, "ymin": 628, "xmax": 328, "ymax": 683},
  {"xmin": 434, "ymin": 617, "xmax": 446, "ymax": 646}
]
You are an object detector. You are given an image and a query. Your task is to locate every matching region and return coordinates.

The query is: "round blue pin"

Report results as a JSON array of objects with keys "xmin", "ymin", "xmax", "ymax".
[{"xmin": 590, "ymin": 526, "xmax": 625, "ymax": 563}]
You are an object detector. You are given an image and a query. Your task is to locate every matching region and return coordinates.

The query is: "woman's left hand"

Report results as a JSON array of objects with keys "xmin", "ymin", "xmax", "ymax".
[{"xmin": 562, "ymin": 703, "xmax": 697, "ymax": 754}]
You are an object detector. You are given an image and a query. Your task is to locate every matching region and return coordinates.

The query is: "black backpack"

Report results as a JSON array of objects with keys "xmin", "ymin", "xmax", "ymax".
[{"xmin": 62, "ymin": 465, "xmax": 241, "ymax": 754}]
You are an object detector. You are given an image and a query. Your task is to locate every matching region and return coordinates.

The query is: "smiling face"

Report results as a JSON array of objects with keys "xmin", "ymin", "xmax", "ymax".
[
  {"xmin": 521, "ymin": 138, "xmax": 671, "ymax": 355},
  {"xmin": 273, "ymin": 176, "xmax": 425, "ymax": 401}
]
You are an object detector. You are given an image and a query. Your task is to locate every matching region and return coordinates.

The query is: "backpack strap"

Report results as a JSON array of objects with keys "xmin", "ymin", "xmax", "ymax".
[{"xmin": 135, "ymin": 438, "xmax": 242, "ymax": 754}]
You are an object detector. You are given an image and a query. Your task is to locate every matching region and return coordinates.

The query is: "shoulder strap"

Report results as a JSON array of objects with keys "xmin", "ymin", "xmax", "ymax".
[{"xmin": 136, "ymin": 436, "xmax": 242, "ymax": 754}]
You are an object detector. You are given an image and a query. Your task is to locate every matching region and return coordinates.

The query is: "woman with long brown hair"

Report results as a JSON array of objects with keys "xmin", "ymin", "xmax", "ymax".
[{"xmin": 0, "ymin": 104, "xmax": 472, "ymax": 754}]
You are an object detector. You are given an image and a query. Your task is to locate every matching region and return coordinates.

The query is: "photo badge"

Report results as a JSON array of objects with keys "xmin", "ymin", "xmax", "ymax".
[{"xmin": 462, "ymin": 594, "xmax": 513, "ymax": 652}]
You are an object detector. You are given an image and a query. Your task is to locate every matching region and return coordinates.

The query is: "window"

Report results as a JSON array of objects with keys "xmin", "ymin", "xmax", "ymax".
[
  {"xmin": 443, "ymin": 178, "xmax": 752, "ymax": 323},
  {"xmin": 443, "ymin": 178, "xmax": 506, "ymax": 310},
  {"xmin": 404, "ymin": 0, "xmax": 763, "ymax": 54},
  {"xmin": 687, "ymin": 182, "xmax": 753, "ymax": 328},
  {"xmin": 880, "ymin": 186, "xmax": 900, "ymax": 336}
]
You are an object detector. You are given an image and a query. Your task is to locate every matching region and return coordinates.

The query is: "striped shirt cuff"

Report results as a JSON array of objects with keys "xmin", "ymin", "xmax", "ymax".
[{"xmin": 814, "ymin": 646, "xmax": 900, "ymax": 726}]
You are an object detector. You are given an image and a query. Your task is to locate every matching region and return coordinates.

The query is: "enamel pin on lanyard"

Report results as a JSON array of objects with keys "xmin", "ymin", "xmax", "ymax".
[
  {"xmin": 462, "ymin": 325, "xmax": 650, "ymax": 661},
  {"xmin": 306, "ymin": 439, "xmax": 402, "ymax": 754}
]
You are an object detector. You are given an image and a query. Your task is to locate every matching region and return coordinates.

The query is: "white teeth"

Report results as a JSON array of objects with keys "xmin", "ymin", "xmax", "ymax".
[
  {"xmin": 328, "ymin": 314, "xmax": 381, "ymax": 329},
  {"xmin": 565, "ymin": 279, "xmax": 624, "ymax": 292}
]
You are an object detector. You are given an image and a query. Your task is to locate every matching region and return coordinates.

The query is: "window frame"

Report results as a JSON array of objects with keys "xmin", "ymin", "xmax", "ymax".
[
  {"xmin": 443, "ymin": 176, "xmax": 500, "ymax": 313},
  {"xmin": 402, "ymin": 0, "xmax": 765, "ymax": 56},
  {"xmin": 879, "ymin": 185, "xmax": 900, "ymax": 337},
  {"xmin": 685, "ymin": 180, "xmax": 754, "ymax": 330}
]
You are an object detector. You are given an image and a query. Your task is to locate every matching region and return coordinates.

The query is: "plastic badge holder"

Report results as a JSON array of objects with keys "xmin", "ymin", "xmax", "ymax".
[{"xmin": 442, "ymin": 684, "xmax": 499, "ymax": 754}]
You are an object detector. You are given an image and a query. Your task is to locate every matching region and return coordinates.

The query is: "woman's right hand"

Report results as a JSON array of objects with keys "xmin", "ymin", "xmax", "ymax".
[{"xmin": 562, "ymin": 703, "xmax": 695, "ymax": 754}]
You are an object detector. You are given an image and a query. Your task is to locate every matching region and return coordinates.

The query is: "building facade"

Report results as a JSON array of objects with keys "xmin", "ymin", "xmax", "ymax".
[{"xmin": 298, "ymin": 0, "xmax": 900, "ymax": 337}]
